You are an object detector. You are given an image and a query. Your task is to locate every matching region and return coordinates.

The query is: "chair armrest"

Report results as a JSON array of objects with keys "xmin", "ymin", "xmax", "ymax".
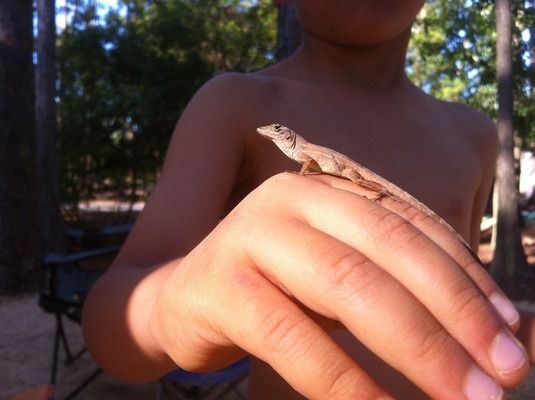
[
  {"xmin": 65, "ymin": 224, "xmax": 132, "ymax": 241},
  {"xmin": 42, "ymin": 246, "xmax": 121, "ymax": 267}
]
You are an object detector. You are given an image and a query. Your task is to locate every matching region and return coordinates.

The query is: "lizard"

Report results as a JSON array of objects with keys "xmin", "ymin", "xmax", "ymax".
[{"xmin": 257, "ymin": 123, "xmax": 482, "ymax": 265}]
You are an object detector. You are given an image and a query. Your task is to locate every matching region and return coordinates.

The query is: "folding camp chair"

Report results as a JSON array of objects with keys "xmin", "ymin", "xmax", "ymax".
[
  {"xmin": 156, "ymin": 357, "xmax": 250, "ymax": 400},
  {"xmin": 39, "ymin": 224, "xmax": 131, "ymax": 400}
]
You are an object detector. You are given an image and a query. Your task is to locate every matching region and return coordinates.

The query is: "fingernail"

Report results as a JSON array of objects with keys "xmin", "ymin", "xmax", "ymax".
[
  {"xmin": 489, "ymin": 293, "xmax": 520, "ymax": 326},
  {"xmin": 464, "ymin": 367, "xmax": 503, "ymax": 400},
  {"xmin": 490, "ymin": 332, "xmax": 527, "ymax": 376}
]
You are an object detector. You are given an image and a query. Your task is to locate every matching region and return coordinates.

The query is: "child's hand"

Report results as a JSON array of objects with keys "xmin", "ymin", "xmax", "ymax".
[{"xmin": 152, "ymin": 173, "xmax": 528, "ymax": 400}]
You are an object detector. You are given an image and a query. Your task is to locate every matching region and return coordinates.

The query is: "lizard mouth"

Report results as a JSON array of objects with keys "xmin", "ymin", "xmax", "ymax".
[{"xmin": 256, "ymin": 125, "xmax": 277, "ymax": 140}]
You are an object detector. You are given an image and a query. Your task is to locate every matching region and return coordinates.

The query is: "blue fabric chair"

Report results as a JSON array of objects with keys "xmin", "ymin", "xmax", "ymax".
[
  {"xmin": 156, "ymin": 357, "xmax": 250, "ymax": 400},
  {"xmin": 39, "ymin": 225, "xmax": 131, "ymax": 399}
]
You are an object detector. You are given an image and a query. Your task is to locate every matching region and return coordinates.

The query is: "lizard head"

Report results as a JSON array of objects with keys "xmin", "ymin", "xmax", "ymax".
[{"xmin": 256, "ymin": 123, "xmax": 298, "ymax": 156}]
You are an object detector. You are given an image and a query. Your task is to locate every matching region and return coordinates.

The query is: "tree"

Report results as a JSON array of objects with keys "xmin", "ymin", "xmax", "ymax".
[
  {"xmin": 407, "ymin": 0, "xmax": 535, "ymax": 136},
  {"xmin": 490, "ymin": 0, "xmax": 528, "ymax": 283},
  {"xmin": 408, "ymin": 0, "xmax": 499, "ymax": 111},
  {"xmin": 36, "ymin": 0, "xmax": 65, "ymax": 253},
  {"xmin": 56, "ymin": 0, "xmax": 276, "ymax": 205},
  {"xmin": 0, "ymin": 0, "xmax": 41, "ymax": 293}
]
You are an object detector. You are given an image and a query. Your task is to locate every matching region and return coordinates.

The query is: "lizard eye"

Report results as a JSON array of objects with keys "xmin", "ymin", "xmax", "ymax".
[{"xmin": 273, "ymin": 124, "xmax": 282, "ymax": 132}]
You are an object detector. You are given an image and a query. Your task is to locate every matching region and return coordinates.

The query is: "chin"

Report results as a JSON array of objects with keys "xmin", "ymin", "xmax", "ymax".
[
  {"xmin": 294, "ymin": 0, "xmax": 423, "ymax": 45},
  {"xmin": 305, "ymin": 24, "xmax": 411, "ymax": 48}
]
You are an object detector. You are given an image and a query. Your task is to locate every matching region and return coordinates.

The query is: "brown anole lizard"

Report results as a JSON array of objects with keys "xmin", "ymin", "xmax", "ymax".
[{"xmin": 257, "ymin": 123, "xmax": 482, "ymax": 264}]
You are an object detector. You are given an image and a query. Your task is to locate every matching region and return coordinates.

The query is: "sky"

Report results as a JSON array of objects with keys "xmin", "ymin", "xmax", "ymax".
[{"xmin": 56, "ymin": 0, "xmax": 121, "ymax": 30}]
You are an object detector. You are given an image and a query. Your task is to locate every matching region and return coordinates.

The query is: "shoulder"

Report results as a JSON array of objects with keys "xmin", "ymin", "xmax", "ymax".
[
  {"xmin": 428, "ymin": 97, "xmax": 499, "ymax": 209},
  {"xmin": 176, "ymin": 70, "xmax": 296, "ymax": 147},
  {"xmin": 412, "ymin": 89, "xmax": 498, "ymax": 192},
  {"xmin": 169, "ymin": 72, "xmax": 279, "ymax": 144},
  {"xmin": 425, "ymin": 93, "xmax": 498, "ymax": 160},
  {"xmin": 443, "ymin": 100, "xmax": 497, "ymax": 142},
  {"xmin": 164, "ymin": 71, "xmax": 285, "ymax": 179},
  {"xmin": 190, "ymin": 72, "xmax": 280, "ymax": 112}
]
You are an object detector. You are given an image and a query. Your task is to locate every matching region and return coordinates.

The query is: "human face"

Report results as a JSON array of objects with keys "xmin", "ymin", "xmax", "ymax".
[{"xmin": 293, "ymin": 0, "xmax": 425, "ymax": 46}]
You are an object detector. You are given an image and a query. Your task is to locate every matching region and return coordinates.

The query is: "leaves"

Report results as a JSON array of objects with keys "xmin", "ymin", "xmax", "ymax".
[
  {"xmin": 57, "ymin": 0, "xmax": 535, "ymax": 204},
  {"xmin": 408, "ymin": 0, "xmax": 534, "ymax": 143},
  {"xmin": 57, "ymin": 0, "xmax": 276, "ymax": 204}
]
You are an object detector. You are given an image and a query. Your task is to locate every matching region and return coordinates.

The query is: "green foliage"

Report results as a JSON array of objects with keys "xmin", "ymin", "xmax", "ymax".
[
  {"xmin": 58, "ymin": 0, "xmax": 535, "ymax": 204},
  {"xmin": 57, "ymin": 0, "xmax": 276, "ymax": 204},
  {"xmin": 407, "ymin": 0, "xmax": 535, "ymax": 143},
  {"xmin": 408, "ymin": 0, "xmax": 497, "ymax": 106}
]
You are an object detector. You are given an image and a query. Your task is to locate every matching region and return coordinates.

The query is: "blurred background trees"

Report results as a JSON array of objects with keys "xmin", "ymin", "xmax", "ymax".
[
  {"xmin": 56, "ymin": 0, "xmax": 277, "ymax": 208},
  {"xmin": 36, "ymin": 0, "xmax": 64, "ymax": 254},
  {"xmin": 0, "ymin": 0, "xmax": 40, "ymax": 293},
  {"xmin": 0, "ymin": 0, "xmax": 534, "ymax": 292},
  {"xmin": 55, "ymin": 0, "xmax": 535, "ymax": 208}
]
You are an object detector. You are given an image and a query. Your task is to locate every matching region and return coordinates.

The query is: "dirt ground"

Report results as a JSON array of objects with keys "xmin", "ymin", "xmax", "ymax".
[
  {"xmin": 0, "ymin": 294, "xmax": 247, "ymax": 400},
  {"xmin": 0, "ymin": 293, "xmax": 156, "ymax": 399},
  {"xmin": 0, "ymin": 206, "xmax": 246, "ymax": 400},
  {"xmin": 2, "ymin": 213, "xmax": 535, "ymax": 399}
]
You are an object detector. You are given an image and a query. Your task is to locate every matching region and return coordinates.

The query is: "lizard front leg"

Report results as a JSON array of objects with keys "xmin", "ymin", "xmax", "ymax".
[{"xmin": 300, "ymin": 158, "xmax": 323, "ymax": 175}]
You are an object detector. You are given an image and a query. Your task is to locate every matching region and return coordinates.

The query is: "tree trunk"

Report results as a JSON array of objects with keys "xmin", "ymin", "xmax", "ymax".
[
  {"xmin": 275, "ymin": 1, "xmax": 301, "ymax": 61},
  {"xmin": 490, "ymin": 0, "xmax": 528, "ymax": 283},
  {"xmin": 36, "ymin": 0, "xmax": 64, "ymax": 254},
  {"xmin": 529, "ymin": 0, "xmax": 535, "ymax": 98},
  {"xmin": 0, "ymin": 0, "xmax": 41, "ymax": 293}
]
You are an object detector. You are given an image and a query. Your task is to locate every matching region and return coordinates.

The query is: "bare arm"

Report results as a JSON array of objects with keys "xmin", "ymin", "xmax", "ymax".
[
  {"xmin": 83, "ymin": 74, "xmax": 247, "ymax": 381},
  {"xmin": 467, "ymin": 114, "xmax": 499, "ymax": 251}
]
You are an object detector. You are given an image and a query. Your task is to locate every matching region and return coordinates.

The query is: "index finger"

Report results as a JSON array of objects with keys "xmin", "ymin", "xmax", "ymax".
[
  {"xmin": 238, "ymin": 173, "xmax": 524, "ymax": 398},
  {"xmin": 266, "ymin": 173, "xmax": 528, "ymax": 388},
  {"xmin": 323, "ymin": 174, "xmax": 521, "ymax": 331}
]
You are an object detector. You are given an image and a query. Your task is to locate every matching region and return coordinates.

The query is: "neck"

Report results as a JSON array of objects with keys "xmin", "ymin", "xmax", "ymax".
[{"xmin": 288, "ymin": 27, "xmax": 412, "ymax": 90}]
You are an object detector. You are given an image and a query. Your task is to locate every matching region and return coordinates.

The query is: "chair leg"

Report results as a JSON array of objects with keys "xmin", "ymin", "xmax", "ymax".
[
  {"xmin": 63, "ymin": 368, "xmax": 102, "ymax": 400},
  {"xmin": 56, "ymin": 313, "xmax": 89, "ymax": 364},
  {"xmin": 156, "ymin": 379, "xmax": 202, "ymax": 400},
  {"xmin": 214, "ymin": 376, "xmax": 247, "ymax": 400},
  {"xmin": 156, "ymin": 380, "xmax": 180, "ymax": 400},
  {"xmin": 49, "ymin": 313, "xmax": 102, "ymax": 400},
  {"xmin": 50, "ymin": 314, "xmax": 64, "ymax": 386},
  {"xmin": 155, "ymin": 381, "xmax": 164, "ymax": 400},
  {"xmin": 56, "ymin": 313, "xmax": 75, "ymax": 363}
]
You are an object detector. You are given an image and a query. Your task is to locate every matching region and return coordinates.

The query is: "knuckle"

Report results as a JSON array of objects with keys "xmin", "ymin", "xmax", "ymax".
[
  {"xmin": 323, "ymin": 364, "xmax": 361, "ymax": 400},
  {"xmin": 262, "ymin": 172, "xmax": 302, "ymax": 192},
  {"xmin": 260, "ymin": 308, "xmax": 311, "ymax": 356},
  {"xmin": 316, "ymin": 244, "xmax": 383, "ymax": 295},
  {"xmin": 212, "ymin": 214, "xmax": 251, "ymax": 257},
  {"xmin": 447, "ymin": 283, "xmax": 489, "ymax": 324},
  {"xmin": 399, "ymin": 201, "xmax": 437, "ymax": 228},
  {"xmin": 411, "ymin": 323, "xmax": 454, "ymax": 366},
  {"xmin": 373, "ymin": 210, "xmax": 424, "ymax": 250},
  {"xmin": 220, "ymin": 210, "xmax": 248, "ymax": 238},
  {"xmin": 245, "ymin": 173, "xmax": 305, "ymax": 216},
  {"xmin": 456, "ymin": 249, "xmax": 486, "ymax": 277}
]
